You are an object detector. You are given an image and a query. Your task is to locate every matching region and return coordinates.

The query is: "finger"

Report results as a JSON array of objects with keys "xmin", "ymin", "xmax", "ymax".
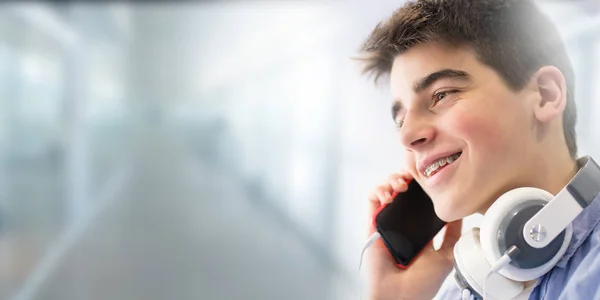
[
  {"xmin": 387, "ymin": 174, "xmax": 402, "ymax": 192},
  {"xmin": 368, "ymin": 189, "xmax": 381, "ymax": 210},
  {"xmin": 388, "ymin": 177, "xmax": 401, "ymax": 191},
  {"xmin": 367, "ymin": 191, "xmax": 381, "ymax": 234},
  {"xmin": 367, "ymin": 185, "xmax": 389, "ymax": 235},
  {"xmin": 369, "ymin": 183, "xmax": 392, "ymax": 205},
  {"xmin": 388, "ymin": 176, "xmax": 409, "ymax": 194},
  {"xmin": 367, "ymin": 186, "xmax": 387, "ymax": 211},
  {"xmin": 367, "ymin": 185, "xmax": 393, "ymax": 239},
  {"xmin": 389, "ymin": 172, "xmax": 414, "ymax": 184},
  {"xmin": 376, "ymin": 186, "xmax": 393, "ymax": 204}
]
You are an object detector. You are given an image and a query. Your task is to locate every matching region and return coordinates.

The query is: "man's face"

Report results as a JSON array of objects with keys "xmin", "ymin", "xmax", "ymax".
[{"xmin": 390, "ymin": 42, "xmax": 538, "ymax": 222}]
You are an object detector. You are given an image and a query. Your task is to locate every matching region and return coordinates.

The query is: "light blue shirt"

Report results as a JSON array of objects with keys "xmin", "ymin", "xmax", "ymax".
[{"xmin": 437, "ymin": 194, "xmax": 600, "ymax": 299}]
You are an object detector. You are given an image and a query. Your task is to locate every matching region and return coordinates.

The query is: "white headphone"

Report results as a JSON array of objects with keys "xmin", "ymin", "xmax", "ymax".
[{"xmin": 453, "ymin": 156, "xmax": 600, "ymax": 300}]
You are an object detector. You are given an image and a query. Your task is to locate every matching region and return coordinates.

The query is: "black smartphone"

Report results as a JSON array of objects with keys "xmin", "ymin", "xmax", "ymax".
[{"xmin": 373, "ymin": 179, "xmax": 447, "ymax": 268}]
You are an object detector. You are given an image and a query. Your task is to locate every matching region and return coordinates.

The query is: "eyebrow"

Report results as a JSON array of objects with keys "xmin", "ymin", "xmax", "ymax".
[
  {"xmin": 391, "ymin": 102, "xmax": 402, "ymax": 121},
  {"xmin": 413, "ymin": 68, "xmax": 471, "ymax": 94},
  {"xmin": 391, "ymin": 68, "xmax": 472, "ymax": 120}
]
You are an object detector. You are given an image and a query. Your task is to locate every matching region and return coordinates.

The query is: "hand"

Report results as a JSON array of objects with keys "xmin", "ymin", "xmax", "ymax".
[{"xmin": 366, "ymin": 172, "xmax": 463, "ymax": 300}]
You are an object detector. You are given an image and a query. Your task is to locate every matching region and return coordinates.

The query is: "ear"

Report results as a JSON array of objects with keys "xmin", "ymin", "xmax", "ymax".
[{"xmin": 531, "ymin": 66, "xmax": 567, "ymax": 123}]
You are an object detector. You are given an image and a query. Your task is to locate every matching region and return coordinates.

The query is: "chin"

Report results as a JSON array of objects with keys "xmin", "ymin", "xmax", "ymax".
[{"xmin": 432, "ymin": 196, "xmax": 468, "ymax": 222}]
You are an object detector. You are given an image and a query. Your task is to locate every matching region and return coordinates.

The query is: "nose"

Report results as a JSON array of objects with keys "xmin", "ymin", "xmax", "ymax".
[{"xmin": 399, "ymin": 111, "xmax": 436, "ymax": 150}]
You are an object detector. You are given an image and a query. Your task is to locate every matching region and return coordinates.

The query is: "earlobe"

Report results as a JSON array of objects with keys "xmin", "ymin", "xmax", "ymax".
[{"xmin": 532, "ymin": 66, "xmax": 567, "ymax": 123}]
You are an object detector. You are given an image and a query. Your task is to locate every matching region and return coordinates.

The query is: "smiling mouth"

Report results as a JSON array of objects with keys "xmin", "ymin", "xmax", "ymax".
[{"xmin": 424, "ymin": 152, "xmax": 462, "ymax": 178}]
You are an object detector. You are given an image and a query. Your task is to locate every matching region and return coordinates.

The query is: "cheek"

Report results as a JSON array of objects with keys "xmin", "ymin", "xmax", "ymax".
[
  {"xmin": 444, "ymin": 104, "xmax": 513, "ymax": 155},
  {"xmin": 402, "ymin": 150, "xmax": 419, "ymax": 177}
]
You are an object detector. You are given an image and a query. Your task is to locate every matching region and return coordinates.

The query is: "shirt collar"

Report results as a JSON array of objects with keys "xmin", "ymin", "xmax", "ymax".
[{"xmin": 555, "ymin": 192, "xmax": 600, "ymax": 268}]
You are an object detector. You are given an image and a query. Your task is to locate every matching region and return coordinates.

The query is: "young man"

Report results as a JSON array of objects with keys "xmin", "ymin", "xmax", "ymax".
[{"xmin": 358, "ymin": 0, "xmax": 600, "ymax": 299}]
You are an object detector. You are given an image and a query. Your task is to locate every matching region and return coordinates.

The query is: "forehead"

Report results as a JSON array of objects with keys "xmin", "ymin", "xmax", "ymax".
[{"xmin": 389, "ymin": 43, "xmax": 481, "ymax": 98}]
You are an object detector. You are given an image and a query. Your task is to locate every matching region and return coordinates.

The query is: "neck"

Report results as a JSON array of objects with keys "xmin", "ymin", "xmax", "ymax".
[
  {"xmin": 533, "ymin": 153, "xmax": 579, "ymax": 196},
  {"xmin": 480, "ymin": 151, "xmax": 579, "ymax": 215}
]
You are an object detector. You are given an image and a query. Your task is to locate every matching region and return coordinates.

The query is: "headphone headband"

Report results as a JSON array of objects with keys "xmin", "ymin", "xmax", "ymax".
[{"xmin": 568, "ymin": 156, "xmax": 600, "ymax": 208}]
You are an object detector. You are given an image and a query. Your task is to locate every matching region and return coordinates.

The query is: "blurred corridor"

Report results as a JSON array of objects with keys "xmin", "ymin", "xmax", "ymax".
[
  {"xmin": 15, "ymin": 125, "xmax": 344, "ymax": 300},
  {"xmin": 0, "ymin": 1, "xmax": 599, "ymax": 300}
]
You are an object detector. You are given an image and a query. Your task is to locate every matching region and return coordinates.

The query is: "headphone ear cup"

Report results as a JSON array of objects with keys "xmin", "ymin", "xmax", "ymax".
[
  {"xmin": 480, "ymin": 187, "xmax": 572, "ymax": 282},
  {"xmin": 454, "ymin": 228, "xmax": 524, "ymax": 299}
]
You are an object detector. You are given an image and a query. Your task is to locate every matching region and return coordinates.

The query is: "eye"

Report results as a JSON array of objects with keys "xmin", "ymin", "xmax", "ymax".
[
  {"xmin": 432, "ymin": 90, "xmax": 458, "ymax": 106},
  {"xmin": 395, "ymin": 118, "xmax": 404, "ymax": 130}
]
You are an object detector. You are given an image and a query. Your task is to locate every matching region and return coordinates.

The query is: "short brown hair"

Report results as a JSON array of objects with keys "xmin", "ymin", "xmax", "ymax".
[{"xmin": 358, "ymin": 0, "xmax": 578, "ymax": 157}]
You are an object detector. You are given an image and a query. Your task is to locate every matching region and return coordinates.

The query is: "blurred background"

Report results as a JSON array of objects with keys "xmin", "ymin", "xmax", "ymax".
[{"xmin": 0, "ymin": 1, "xmax": 598, "ymax": 299}]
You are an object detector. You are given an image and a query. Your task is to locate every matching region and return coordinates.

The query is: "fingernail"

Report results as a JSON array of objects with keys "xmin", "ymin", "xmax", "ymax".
[
  {"xmin": 397, "ymin": 178, "xmax": 405, "ymax": 186},
  {"xmin": 384, "ymin": 191, "xmax": 391, "ymax": 200}
]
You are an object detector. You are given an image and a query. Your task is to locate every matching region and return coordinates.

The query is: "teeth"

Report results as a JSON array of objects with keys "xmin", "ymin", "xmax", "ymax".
[
  {"xmin": 438, "ymin": 158, "xmax": 447, "ymax": 167},
  {"xmin": 424, "ymin": 153, "xmax": 461, "ymax": 177}
]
